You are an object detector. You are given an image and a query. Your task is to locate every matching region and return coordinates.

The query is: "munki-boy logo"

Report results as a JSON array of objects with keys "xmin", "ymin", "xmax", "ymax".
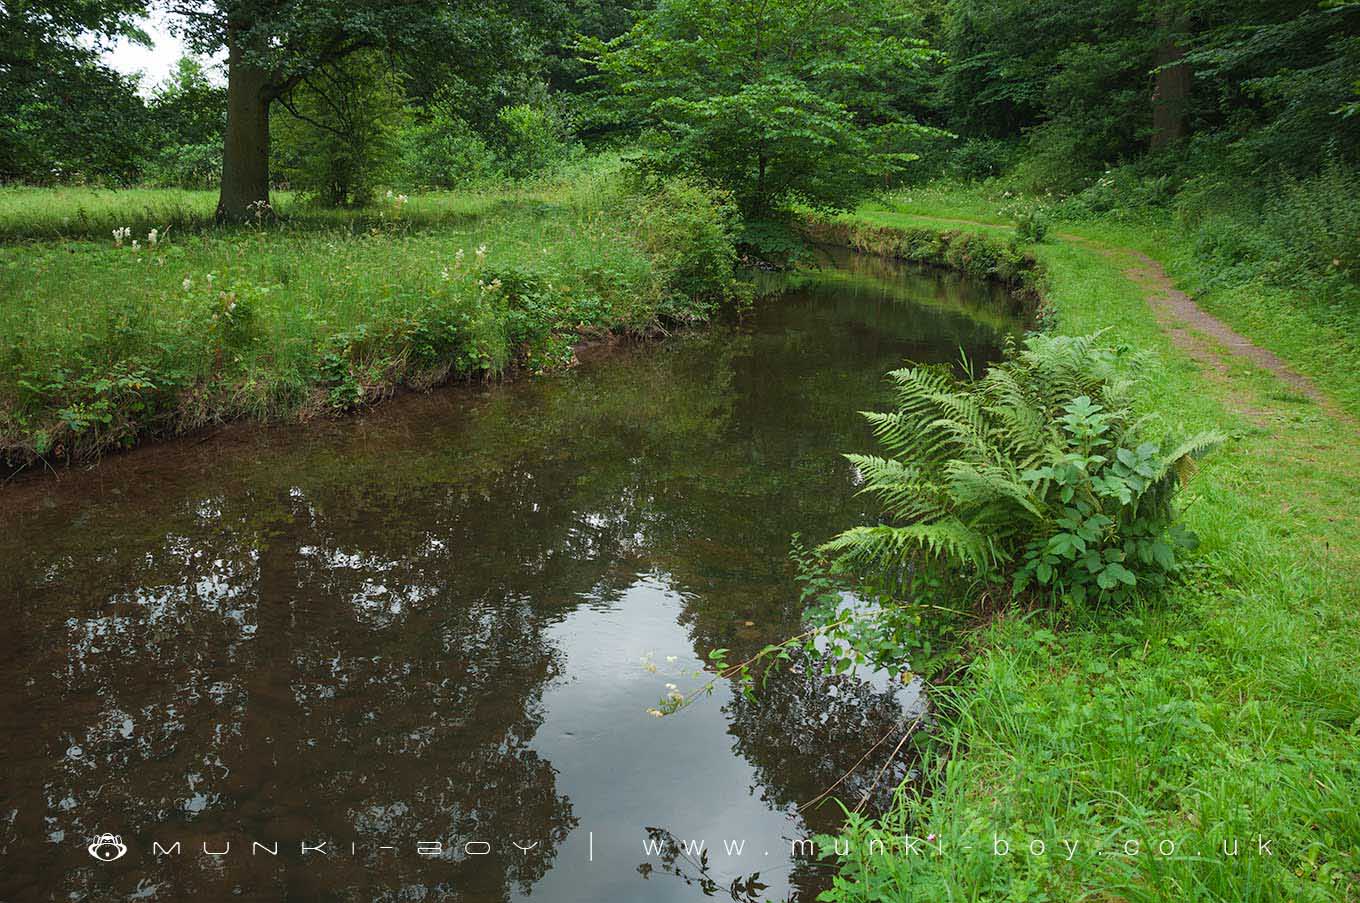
[{"xmin": 87, "ymin": 834, "xmax": 128, "ymax": 862}]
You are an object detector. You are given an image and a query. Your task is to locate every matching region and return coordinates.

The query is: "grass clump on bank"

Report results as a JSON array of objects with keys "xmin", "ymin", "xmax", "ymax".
[
  {"xmin": 810, "ymin": 211, "xmax": 1360, "ymax": 902},
  {"xmin": 0, "ymin": 169, "xmax": 745, "ymax": 469}
]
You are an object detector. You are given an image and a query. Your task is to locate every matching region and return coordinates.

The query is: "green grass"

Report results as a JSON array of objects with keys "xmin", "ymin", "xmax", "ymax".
[
  {"xmin": 814, "ymin": 200, "xmax": 1360, "ymax": 902},
  {"xmin": 868, "ymin": 185, "xmax": 1360, "ymax": 421},
  {"xmin": 0, "ymin": 163, "xmax": 742, "ymax": 468}
]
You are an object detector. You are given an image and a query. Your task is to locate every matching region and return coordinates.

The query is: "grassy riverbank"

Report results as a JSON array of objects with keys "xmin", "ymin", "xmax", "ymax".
[
  {"xmin": 865, "ymin": 182, "xmax": 1360, "ymax": 420},
  {"xmin": 817, "ymin": 200, "xmax": 1360, "ymax": 901},
  {"xmin": 0, "ymin": 163, "xmax": 743, "ymax": 469}
]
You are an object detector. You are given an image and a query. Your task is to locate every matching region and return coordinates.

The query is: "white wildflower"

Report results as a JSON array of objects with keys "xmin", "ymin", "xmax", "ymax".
[
  {"xmin": 147, "ymin": 228, "xmax": 158, "ymax": 247},
  {"xmin": 112, "ymin": 226, "xmax": 131, "ymax": 247},
  {"xmin": 182, "ymin": 277, "xmax": 193, "ymax": 291},
  {"xmin": 475, "ymin": 244, "xmax": 487, "ymax": 264},
  {"xmin": 205, "ymin": 273, "xmax": 215, "ymax": 284}
]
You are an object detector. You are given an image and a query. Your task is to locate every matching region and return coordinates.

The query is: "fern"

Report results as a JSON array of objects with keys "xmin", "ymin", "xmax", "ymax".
[{"xmin": 823, "ymin": 332, "xmax": 1223, "ymax": 607}]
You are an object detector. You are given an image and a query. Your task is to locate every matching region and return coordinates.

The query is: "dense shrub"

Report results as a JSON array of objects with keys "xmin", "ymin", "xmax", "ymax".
[
  {"xmin": 143, "ymin": 143, "xmax": 222, "ymax": 189},
  {"xmin": 1014, "ymin": 206, "xmax": 1048, "ymax": 243},
  {"xmin": 492, "ymin": 104, "xmax": 569, "ymax": 180},
  {"xmin": 629, "ymin": 179, "xmax": 745, "ymax": 320},
  {"xmin": 944, "ymin": 139, "xmax": 1020, "ymax": 181},
  {"xmin": 1266, "ymin": 161, "xmax": 1360, "ymax": 281},
  {"xmin": 271, "ymin": 54, "xmax": 405, "ymax": 207},
  {"xmin": 822, "ymin": 332, "xmax": 1221, "ymax": 607},
  {"xmin": 399, "ymin": 108, "xmax": 497, "ymax": 189}
]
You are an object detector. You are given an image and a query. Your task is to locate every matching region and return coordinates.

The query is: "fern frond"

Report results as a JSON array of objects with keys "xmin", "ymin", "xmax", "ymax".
[
  {"xmin": 1153, "ymin": 430, "xmax": 1226, "ymax": 486},
  {"xmin": 819, "ymin": 518, "xmax": 995, "ymax": 573}
]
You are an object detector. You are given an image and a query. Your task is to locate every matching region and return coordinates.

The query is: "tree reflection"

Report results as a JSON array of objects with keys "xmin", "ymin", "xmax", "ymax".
[{"xmin": 0, "ymin": 258, "xmax": 1009, "ymax": 902}]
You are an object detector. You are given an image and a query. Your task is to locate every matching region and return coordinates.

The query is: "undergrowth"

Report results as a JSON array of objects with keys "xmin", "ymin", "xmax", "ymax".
[{"xmin": 0, "ymin": 171, "xmax": 745, "ymax": 469}]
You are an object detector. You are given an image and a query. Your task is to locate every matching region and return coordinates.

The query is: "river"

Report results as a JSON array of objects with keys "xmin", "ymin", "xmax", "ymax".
[{"xmin": 0, "ymin": 249, "xmax": 1020, "ymax": 902}]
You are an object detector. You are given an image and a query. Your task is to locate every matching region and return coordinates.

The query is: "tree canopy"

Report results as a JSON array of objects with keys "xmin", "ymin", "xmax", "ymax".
[
  {"xmin": 1, "ymin": 0, "xmax": 1357, "ymax": 217},
  {"xmin": 590, "ymin": 0, "xmax": 938, "ymax": 217}
]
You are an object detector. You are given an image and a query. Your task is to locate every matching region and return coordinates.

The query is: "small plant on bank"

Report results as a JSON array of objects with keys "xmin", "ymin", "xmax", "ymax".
[
  {"xmin": 821, "ymin": 332, "xmax": 1223, "ymax": 608},
  {"xmin": 1014, "ymin": 206, "xmax": 1048, "ymax": 243}
]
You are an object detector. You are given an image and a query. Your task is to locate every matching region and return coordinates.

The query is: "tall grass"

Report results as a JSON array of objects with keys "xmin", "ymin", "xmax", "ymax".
[{"xmin": 0, "ymin": 163, "xmax": 743, "ymax": 469}]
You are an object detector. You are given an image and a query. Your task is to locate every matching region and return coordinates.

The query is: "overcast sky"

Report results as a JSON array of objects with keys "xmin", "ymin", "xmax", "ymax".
[{"xmin": 102, "ymin": 13, "xmax": 226, "ymax": 93}]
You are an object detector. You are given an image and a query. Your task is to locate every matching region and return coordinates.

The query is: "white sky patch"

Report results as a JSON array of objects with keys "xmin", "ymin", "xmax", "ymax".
[{"xmin": 101, "ymin": 13, "xmax": 226, "ymax": 94}]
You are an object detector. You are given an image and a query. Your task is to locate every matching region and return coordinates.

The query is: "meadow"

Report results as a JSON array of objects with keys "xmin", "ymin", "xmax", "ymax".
[{"xmin": 0, "ymin": 163, "xmax": 744, "ymax": 469}]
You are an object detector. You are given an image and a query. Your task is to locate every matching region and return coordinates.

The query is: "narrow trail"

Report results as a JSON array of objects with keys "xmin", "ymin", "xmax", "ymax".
[
  {"xmin": 888, "ymin": 212, "xmax": 1349, "ymax": 428},
  {"xmin": 1055, "ymin": 232, "xmax": 1354, "ymax": 427}
]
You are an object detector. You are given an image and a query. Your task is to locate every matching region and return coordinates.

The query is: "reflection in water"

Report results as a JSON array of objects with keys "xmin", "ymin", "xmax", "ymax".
[{"xmin": 0, "ymin": 255, "xmax": 1019, "ymax": 902}]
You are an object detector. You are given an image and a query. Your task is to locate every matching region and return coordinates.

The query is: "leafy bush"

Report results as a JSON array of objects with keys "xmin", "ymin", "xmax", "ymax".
[
  {"xmin": 1266, "ymin": 160, "xmax": 1360, "ymax": 281},
  {"xmin": 1014, "ymin": 206, "xmax": 1048, "ymax": 243},
  {"xmin": 143, "ymin": 142, "xmax": 222, "ymax": 189},
  {"xmin": 400, "ymin": 109, "xmax": 496, "ymax": 189},
  {"xmin": 736, "ymin": 217, "xmax": 808, "ymax": 267},
  {"xmin": 492, "ymin": 104, "xmax": 568, "ymax": 180},
  {"xmin": 271, "ymin": 53, "xmax": 405, "ymax": 207},
  {"xmin": 590, "ymin": 0, "xmax": 937, "ymax": 218},
  {"xmin": 630, "ymin": 178, "xmax": 745, "ymax": 320},
  {"xmin": 944, "ymin": 139, "xmax": 1020, "ymax": 181},
  {"xmin": 822, "ymin": 332, "xmax": 1222, "ymax": 607}
]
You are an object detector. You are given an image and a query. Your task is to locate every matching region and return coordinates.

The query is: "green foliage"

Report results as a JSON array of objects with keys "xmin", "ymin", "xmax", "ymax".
[
  {"xmin": 492, "ymin": 103, "xmax": 570, "ymax": 180},
  {"xmin": 142, "ymin": 57, "xmax": 227, "ymax": 188},
  {"xmin": 821, "ymin": 332, "xmax": 1222, "ymax": 607},
  {"xmin": 1014, "ymin": 206, "xmax": 1048, "ymax": 243},
  {"xmin": 590, "ymin": 0, "xmax": 938, "ymax": 217},
  {"xmin": 628, "ymin": 178, "xmax": 744, "ymax": 319},
  {"xmin": 941, "ymin": 138, "xmax": 1020, "ymax": 181},
  {"xmin": 143, "ymin": 143, "xmax": 223, "ymax": 190},
  {"xmin": 1183, "ymin": 3, "xmax": 1360, "ymax": 173},
  {"xmin": 1, "ymin": 61, "xmax": 152, "ymax": 185},
  {"xmin": 0, "ymin": 167, "xmax": 744, "ymax": 467},
  {"xmin": 272, "ymin": 54, "xmax": 406, "ymax": 207},
  {"xmin": 400, "ymin": 101, "xmax": 497, "ymax": 189},
  {"xmin": 0, "ymin": 0, "xmax": 150, "ymax": 183}
]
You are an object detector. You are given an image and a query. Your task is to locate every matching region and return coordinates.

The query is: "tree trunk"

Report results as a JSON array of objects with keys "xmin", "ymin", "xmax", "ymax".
[
  {"xmin": 217, "ymin": 32, "xmax": 274, "ymax": 222},
  {"xmin": 1151, "ymin": 38, "xmax": 1191, "ymax": 151}
]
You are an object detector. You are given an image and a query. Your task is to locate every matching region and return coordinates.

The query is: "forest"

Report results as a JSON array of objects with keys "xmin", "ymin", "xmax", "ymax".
[{"xmin": 2, "ymin": 1, "xmax": 1359, "ymax": 902}]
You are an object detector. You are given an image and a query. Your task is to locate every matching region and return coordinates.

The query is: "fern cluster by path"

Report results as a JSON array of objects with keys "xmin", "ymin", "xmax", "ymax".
[{"xmin": 823, "ymin": 331, "xmax": 1223, "ymax": 607}]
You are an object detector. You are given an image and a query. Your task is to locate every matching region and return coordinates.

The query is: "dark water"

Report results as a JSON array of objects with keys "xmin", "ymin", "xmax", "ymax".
[{"xmin": 0, "ymin": 250, "xmax": 1019, "ymax": 903}]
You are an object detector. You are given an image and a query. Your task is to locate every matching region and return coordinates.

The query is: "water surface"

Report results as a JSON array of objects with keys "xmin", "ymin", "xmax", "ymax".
[{"xmin": 0, "ymin": 250, "xmax": 1018, "ymax": 902}]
